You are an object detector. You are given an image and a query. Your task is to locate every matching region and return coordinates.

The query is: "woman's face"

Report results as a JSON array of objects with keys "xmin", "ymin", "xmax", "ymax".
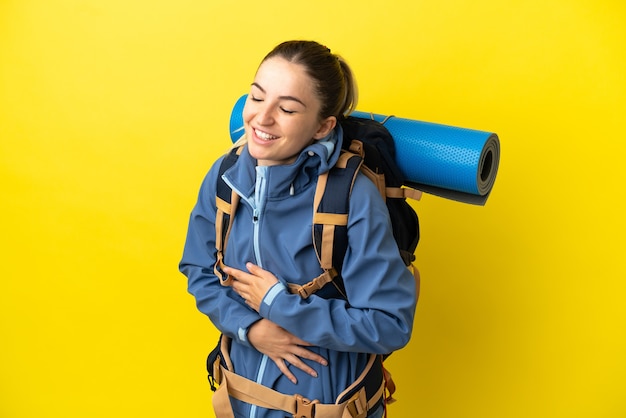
[{"xmin": 242, "ymin": 56, "xmax": 336, "ymax": 166}]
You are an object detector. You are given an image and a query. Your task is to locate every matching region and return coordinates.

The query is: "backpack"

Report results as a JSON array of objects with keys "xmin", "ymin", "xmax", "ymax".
[{"xmin": 210, "ymin": 115, "xmax": 421, "ymax": 404}]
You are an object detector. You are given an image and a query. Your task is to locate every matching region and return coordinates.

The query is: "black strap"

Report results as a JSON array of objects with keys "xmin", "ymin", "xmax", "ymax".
[{"xmin": 216, "ymin": 148, "xmax": 240, "ymax": 214}]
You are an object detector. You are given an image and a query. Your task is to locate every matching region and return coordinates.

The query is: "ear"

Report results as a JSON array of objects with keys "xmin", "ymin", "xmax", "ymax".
[{"xmin": 313, "ymin": 116, "xmax": 337, "ymax": 140}]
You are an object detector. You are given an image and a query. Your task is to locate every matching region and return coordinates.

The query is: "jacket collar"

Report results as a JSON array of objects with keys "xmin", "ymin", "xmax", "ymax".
[{"xmin": 223, "ymin": 125, "xmax": 344, "ymax": 200}]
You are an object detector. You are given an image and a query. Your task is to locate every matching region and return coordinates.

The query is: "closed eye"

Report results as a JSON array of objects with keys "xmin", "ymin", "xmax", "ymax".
[{"xmin": 250, "ymin": 83, "xmax": 306, "ymax": 110}]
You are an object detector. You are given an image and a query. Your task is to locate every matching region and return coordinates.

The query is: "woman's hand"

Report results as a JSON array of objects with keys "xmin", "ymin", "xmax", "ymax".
[
  {"xmin": 225, "ymin": 262, "xmax": 279, "ymax": 312},
  {"xmin": 247, "ymin": 319, "xmax": 328, "ymax": 384},
  {"xmin": 225, "ymin": 263, "xmax": 327, "ymax": 382}
]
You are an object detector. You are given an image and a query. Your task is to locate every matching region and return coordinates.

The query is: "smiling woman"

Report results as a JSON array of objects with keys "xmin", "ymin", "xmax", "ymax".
[
  {"xmin": 179, "ymin": 40, "xmax": 416, "ymax": 418},
  {"xmin": 243, "ymin": 58, "xmax": 336, "ymax": 166},
  {"xmin": 239, "ymin": 40, "xmax": 358, "ymax": 167}
]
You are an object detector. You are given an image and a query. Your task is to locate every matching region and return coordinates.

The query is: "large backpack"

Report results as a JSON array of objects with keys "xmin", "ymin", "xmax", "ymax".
[{"xmin": 210, "ymin": 116, "xmax": 421, "ymax": 408}]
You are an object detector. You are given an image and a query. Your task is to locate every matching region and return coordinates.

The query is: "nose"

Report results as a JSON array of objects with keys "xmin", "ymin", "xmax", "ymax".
[{"xmin": 255, "ymin": 103, "xmax": 275, "ymax": 126}]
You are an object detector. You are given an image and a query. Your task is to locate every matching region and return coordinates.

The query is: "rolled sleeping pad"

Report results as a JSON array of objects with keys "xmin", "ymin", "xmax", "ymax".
[{"xmin": 229, "ymin": 94, "xmax": 500, "ymax": 205}]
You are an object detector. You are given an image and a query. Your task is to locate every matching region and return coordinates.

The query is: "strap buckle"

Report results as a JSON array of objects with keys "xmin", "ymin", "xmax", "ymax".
[
  {"xmin": 288, "ymin": 268, "xmax": 338, "ymax": 298},
  {"xmin": 293, "ymin": 394, "xmax": 318, "ymax": 418},
  {"xmin": 345, "ymin": 388, "xmax": 368, "ymax": 418}
]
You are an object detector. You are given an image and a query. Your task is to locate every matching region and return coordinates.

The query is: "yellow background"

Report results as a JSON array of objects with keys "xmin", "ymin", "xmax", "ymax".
[{"xmin": 1, "ymin": 0, "xmax": 625, "ymax": 417}]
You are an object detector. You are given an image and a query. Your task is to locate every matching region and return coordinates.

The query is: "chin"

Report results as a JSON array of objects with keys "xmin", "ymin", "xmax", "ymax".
[{"xmin": 246, "ymin": 144, "xmax": 267, "ymax": 161}]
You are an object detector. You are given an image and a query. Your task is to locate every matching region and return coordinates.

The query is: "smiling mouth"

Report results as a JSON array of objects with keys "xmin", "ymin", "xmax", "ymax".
[{"xmin": 254, "ymin": 128, "xmax": 279, "ymax": 141}]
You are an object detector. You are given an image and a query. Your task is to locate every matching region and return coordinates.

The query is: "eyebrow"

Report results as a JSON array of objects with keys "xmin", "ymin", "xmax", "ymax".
[{"xmin": 251, "ymin": 83, "xmax": 307, "ymax": 108}]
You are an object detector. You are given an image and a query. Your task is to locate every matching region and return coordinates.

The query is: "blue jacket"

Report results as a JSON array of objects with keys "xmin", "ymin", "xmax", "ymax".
[{"xmin": 179, "ymin": 128, "xmax": 417, "ymax": 418}]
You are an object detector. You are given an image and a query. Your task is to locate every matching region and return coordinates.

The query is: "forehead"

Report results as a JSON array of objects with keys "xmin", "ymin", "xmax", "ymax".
[{"xmin": 254, "ymin": 57, "xmax": 318, "ymax": 100}]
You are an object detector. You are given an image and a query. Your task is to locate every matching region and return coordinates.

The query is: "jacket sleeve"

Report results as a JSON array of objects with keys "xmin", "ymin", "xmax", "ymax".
[
  {"xmin": 258, "ymin": 173, "xmax": 417, "ymax": 354},
  {"xmin": 179, "ymin": 159, "xmax": 262, "ymax": 345}
]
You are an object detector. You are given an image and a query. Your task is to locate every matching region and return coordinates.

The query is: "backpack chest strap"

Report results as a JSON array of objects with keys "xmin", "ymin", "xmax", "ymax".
[{"xmin": 287, "ymin": 268, "xmax": 339, "ymax": 298}]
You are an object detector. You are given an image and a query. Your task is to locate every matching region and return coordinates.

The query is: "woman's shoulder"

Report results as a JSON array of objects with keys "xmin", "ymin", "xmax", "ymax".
[
  {"xmin": 344, "ymin": 171, "xmax": 389, "ymax": 224},
  {"xmin": 351, "ymin": 171, "xmax": 385, "ymax": 202}
]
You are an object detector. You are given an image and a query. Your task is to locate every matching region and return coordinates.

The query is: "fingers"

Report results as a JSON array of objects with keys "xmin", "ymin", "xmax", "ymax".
[
  {"xmin": 289, "ymin": 338, "xmax": 329, "ymax": 367},
  {"xmin": 279, "ymin": 343, "xmax": 328, "ymax": 379},
  {"xmin": 272, "ymin": 352, "xmax": 324, "ymax": 384},
  {"xmin": 245, "ymin": 262, "xmax": 267, "ymax": 278},
  {"xmin": 294, "ymin": 345, "xmax": 328, "ymax": 367},
  {"xmin": 286, "ymin": 354, "xmax": 317, "ymax": 381},
  {"xmin": 274, "ymin": 359, "xmax": 298, "ymax": 384},
  {"xmin": 245, "ymin": 262, "xmax": 260, "ymax": 273},
  {"xmin": 222, "ymin": 266, "xmax": 251, "ymax": 283},
  {"xmin": 223, "ymin": 263, "xmax": 263, "ymax": 281}
]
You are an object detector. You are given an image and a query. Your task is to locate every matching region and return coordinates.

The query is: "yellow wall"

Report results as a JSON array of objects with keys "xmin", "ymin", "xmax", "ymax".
[{"xmin": 1, "ymin": 0, "xmax": 625, "ymax": 417}]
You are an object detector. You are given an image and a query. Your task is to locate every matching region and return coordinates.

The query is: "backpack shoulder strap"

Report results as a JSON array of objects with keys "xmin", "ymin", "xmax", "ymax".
[
  {"xmin": 213, "ymin": 146, "xmax": 243, "ymax": 286},
  {"xmin": 287, "ymin": 149, "xmax": 363, "ymax": 299}
]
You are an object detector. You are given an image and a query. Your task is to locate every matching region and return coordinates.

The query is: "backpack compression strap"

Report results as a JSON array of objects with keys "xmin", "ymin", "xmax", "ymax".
[
  {"xmin": 348, "ymin": 139, "xmax": 423, "ymax": 203},
  {"xmin": 214, "ymin": 146, "xmax": 243, "ymax": 287}
]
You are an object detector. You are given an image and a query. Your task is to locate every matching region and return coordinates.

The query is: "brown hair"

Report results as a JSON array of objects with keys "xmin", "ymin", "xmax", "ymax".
[{"xmin": 261, "ymin": 40, "xmax": 358, "ymax": 119}]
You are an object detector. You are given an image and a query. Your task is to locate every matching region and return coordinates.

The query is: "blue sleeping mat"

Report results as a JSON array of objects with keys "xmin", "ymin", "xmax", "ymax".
[{"xmin": 229, "ymin": 94, "xmax": 500, "ymax": 205}]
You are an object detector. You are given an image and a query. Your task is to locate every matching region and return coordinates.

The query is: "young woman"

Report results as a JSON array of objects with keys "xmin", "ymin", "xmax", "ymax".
[{"xmin": 179, "ymin": 40, "xmax": 417, "ymax": 418}]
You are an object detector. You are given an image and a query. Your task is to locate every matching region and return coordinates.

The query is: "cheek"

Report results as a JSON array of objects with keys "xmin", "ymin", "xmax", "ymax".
[{"xmin": 241, "ymin": 103, "xmax": 253, "ymax": 124}]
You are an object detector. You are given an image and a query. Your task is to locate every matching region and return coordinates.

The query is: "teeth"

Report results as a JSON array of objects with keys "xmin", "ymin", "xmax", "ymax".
[{"xmin": 255, "ymin": 129, "xmax": 278, "ymax": 140}]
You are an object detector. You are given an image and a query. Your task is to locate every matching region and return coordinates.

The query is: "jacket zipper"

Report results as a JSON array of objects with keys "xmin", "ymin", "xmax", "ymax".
[
  {"xmin": 223, "ymin": 167, "xmax": 269, "ymax": 418},
  {"xmin": 250, "ymin": 167, "xmax": 268, "ymax": 418}
]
